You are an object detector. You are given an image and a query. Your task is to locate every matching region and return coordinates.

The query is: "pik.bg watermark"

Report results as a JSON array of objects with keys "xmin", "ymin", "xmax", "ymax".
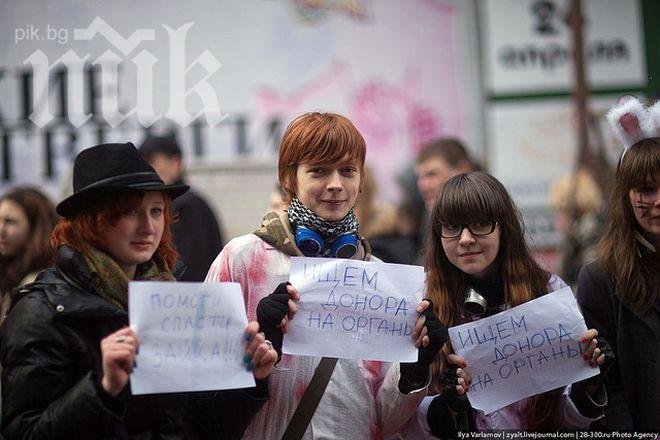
[
  {"xmin": 15, "ymin": 24, "xmax": 69, "ymax": 44},
  {"xmin": 14, "ymin": 17, "xmax": 226, "ymax": 129}
]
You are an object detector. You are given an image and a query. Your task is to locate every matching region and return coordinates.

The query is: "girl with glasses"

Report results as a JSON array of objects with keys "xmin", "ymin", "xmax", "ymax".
[
  {"xmin": 407, "ymin": 171, "xmax": 608, "ymax": 437},
  {"xmin": 576, "ymin": 115, "xmax": 660, "ymax": 428}
]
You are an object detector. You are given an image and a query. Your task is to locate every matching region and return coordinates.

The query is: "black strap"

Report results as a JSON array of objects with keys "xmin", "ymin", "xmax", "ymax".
[{"xmin": 281, "ymin": 357, "xmax": 338, "ymax": 440}]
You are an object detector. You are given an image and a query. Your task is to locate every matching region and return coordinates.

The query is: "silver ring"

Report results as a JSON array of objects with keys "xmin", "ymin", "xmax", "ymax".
[
  {"xmin": 265, "ymin": 340, "xmax": 273, "ymax": 348},
  {"xmin": 116, "ymin": 335, "xmax": 127, "ymax": 343}
]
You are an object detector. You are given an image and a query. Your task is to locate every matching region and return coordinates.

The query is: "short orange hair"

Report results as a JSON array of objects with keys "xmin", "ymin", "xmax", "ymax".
[
  {"xmin": 278, "ymin": 112, "xmax": 366, "ymax": 202},
  {"xmin": 51, "ymin": 189, "xmax": 178, "ymax": 270}
]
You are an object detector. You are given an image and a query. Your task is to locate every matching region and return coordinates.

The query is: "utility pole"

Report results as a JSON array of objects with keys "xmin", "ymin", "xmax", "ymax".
[
  {"xmin": 568, "ymin": 0, "xmax": 589, "ymax": 170},
  {"xmin": 567, "ymin": 0, "xmax": 615, "ymax": 198}
]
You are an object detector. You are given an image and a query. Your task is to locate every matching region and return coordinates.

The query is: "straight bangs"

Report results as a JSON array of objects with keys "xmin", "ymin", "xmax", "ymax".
[
  {"xmin": 297, "ymin": 117, "xmax": 366, "ymax": 169},
  {"xmin": 434, "ymin": 173, "xmax": 507, "ymax": 226},
  {"xmin": 619, "ymin": 137, "xmax": 660, "ymax": 191},
  {"xmin": 278, "ymin": 112, "xmax": 366, "ymax": 201}
]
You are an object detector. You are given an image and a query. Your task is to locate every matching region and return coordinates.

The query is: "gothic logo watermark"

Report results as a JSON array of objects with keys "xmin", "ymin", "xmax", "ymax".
[{"xmin": 20, "ymin": 17, "xmax": 226, "ymax": 129}]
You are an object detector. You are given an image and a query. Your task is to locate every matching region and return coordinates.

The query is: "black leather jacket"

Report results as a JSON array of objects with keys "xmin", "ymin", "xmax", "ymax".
[{"xmin": 0, "ymin": 247, "xmax": 267, "ymax": 439}]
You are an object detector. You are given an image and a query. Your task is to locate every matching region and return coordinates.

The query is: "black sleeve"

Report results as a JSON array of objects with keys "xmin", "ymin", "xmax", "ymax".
[
  {"xmin": 576, "ymin": 263, "xmax": 634, "ymax": 430},
  {"xmin": 1, "ymin": 295, "xmax": 125, "ymax": 439},
  {"xmin": 426, "ymin": 394, "xmax": 473, "ymax": 439},
  {"xmin": 182, "ymin": 378, "xmax": 269, "ymax": 440},
  {"xmin": 172, "ymin": 194, "xmax": 224, "ymax": 282}
]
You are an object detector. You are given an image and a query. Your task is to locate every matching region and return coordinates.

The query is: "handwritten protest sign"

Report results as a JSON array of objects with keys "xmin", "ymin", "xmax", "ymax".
[
  {"xmin": 448, "ymin": 286, "xmax": 598, "ymax": 414},
  {"xmin": 129, "ymin": 282, "xmax": 255, "ymax": 395},
  {"xmin": 283, "ymin": 257, "xmax": 424, "ymax": 362}
]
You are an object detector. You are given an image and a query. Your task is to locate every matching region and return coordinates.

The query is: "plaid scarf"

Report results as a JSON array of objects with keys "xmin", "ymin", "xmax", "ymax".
[
  {"xmin": 286, "ymin": 196, "xmax": 359, "ymax": 241},
  {"xmin": 82, "ymin": 247, "xmax": 175, "ymax": 310}
]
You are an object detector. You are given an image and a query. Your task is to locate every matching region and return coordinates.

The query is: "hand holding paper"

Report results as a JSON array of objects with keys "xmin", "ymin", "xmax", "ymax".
[
  {"xmin": 441, "ymin": 354, "xmax": 472, "ymax": 412},
  {"xmin": 283, "ymin": 257, "xmax": 425, "ymax": 362},
  {"xmin": 100, "ymin": 326, "xmax": 139, "ymax": 396},
  {"xmin": 399, "ymin": 300, "xmax": 448, "ymax": 392},
  {"xmin": 256, "ymin": 282, "xmax": 300, "ymax": 359},
  {"xmin": 242, "ymin": 322, "xmax": 278, "ymax": 379},
  {"xmin": 129, "ymin": 281, "xmax": 257, "ymax": 395},
  {"xmin": 447, "ymin": 286, "xmax": 599, "ymax": 414}
]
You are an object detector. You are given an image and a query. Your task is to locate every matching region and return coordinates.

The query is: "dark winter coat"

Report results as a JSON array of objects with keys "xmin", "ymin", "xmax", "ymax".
[
  {"xmin": 577, "ymin": 261, "xmax": 660, "ymax": 430},
  {"xmin": 171, "ymin": 181, "xmax": 224, "ymax": 282},
  {"xmin": 0, "ymin": 247, "xmax": 267, "ymax": 439}
]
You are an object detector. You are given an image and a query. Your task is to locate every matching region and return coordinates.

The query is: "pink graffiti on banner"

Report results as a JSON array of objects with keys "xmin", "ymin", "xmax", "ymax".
[
  {"xmin": 254, "ymin": 1, "xmax": 464, "ymax": 201},
  {"xmin": 255, "ymin": 60, "xmax": 350, "ymax": 122}
]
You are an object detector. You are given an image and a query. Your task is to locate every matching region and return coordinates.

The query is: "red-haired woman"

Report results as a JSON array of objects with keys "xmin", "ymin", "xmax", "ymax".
[
  {"xmin": 412, "ymin": 172, "xmax": 608, "ymax": 437},
  {"xmin": 205, "ymin": 112, "xmax": 447, "ymax": 439},
  {"xmin": 0, "ymin": 186, "xmax": 59, "ymax": 322},
  {"xmin": 0, "ymin": 143, "xmax": 277, "ymax": 439}
]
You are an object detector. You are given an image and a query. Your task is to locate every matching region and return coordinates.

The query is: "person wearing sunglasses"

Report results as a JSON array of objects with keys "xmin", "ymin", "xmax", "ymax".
[{"xmin": 403, "ymin": 172, "xmax": 609, "ymax": 437}]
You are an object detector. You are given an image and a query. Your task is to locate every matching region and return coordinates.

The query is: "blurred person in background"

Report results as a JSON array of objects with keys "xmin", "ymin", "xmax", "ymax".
[
  {"xmin": 0, "ymin": 186, "xmax": 59, "ymax": 322},
  {"xmin": 139, "ymin": 135, "xmax": 225, "ymax": 281},
  {"xmin": 266, "ymin": 184, "xmax": 288, "ymax": 214},
  {"xmin": 354, "ymin": 166, "xmax": 416, "ymax": 264},
  {"xmin": 413, "ymin": 138, "xmax": 478, "ymax": 262},
  {"xmin": 415, "ymin": 139, "xmax": 476, "ymax": 213},
  {"xmin": 549, "ymin": 169, "xmax": 605, "ymax": 287}
]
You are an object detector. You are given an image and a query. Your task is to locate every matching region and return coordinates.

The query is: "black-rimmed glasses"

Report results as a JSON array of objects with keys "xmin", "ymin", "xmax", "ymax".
[{"xmin": 438, "ymin": 221, "xmax": 498, "ymax": 238}]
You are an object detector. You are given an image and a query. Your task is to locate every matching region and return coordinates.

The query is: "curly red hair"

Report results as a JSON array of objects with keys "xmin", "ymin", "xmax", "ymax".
[{"xmin": 51, "ymin": 189, "xmax": 178, "ymax": 269}]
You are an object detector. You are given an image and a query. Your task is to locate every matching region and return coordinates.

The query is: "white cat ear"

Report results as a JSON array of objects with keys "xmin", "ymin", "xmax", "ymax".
[
  {"xmin": 606, "ymin": 96, "xmax": 653, "ymax": 148},
  {"xmin": 647, "ymin": 100, "xmax": 660, "ymax": 133}
]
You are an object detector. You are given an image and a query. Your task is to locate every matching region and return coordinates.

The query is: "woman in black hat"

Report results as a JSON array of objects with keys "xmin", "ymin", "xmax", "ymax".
[{"xmin": 0, "ymin": 143, "xmax": 277, "ymax": 439}]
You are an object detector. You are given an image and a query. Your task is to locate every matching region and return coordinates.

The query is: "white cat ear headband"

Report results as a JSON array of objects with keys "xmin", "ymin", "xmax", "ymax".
[{"xmin": 606, "ymin": 96, "xmax": 660, "ymax": 158}]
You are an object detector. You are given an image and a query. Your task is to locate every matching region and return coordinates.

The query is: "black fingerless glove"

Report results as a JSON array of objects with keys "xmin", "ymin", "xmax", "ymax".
[
  {"xmin": 426, "ymin": 361, "xmax": 473, "ymax": 438},
  {"xmin": 571, "ymin": 337, "xmax": 615, "ymax": 417},
  {"xmin": 255, "ymin": 282, "xmax": 290, "ymax": 360},
  {"xmin": 440, "ymin": 363, "xmax": 471, "ymax": 413},
  {"xmin": 399, "ymin": 301, "xmax": 448, "ymax": 393}
]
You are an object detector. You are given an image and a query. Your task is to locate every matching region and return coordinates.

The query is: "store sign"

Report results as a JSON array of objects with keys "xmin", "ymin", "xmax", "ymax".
[{"xmin": 481, "ymin": 0, "xmax": 646, "ymax": 94}]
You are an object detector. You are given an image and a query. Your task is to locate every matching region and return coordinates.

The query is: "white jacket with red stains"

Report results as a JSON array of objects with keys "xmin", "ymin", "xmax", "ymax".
[{"xmin": 204, "ymin": 211, "xmax": 427, "ymax": 440}]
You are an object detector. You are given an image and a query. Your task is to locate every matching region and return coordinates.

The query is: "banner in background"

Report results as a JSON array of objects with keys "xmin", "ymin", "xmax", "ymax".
[{"xmin": 0, "ymin": 0, "xmax": 468, "ymax": 205}]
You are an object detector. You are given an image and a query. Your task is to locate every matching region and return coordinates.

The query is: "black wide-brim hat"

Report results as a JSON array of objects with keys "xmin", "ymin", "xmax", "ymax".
[{"xmin": 57, "ymin": 142, "xmax": 189, "ymax": 218}]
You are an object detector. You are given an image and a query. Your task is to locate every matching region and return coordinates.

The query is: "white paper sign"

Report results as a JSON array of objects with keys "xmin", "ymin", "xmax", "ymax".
[
  {"xmin": 283, "ymin": 257, "xmax": 425, "ymax": 362},
  {"xmin": 448, "ymin": 287, "xmax": 597, "ymax": 414},
  {"xmin": 129, "ymin": 281, "xmax": 255, "ymax": 395}
]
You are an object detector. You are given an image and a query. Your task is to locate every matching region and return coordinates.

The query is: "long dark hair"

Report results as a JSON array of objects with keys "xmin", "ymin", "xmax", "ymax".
[
  {"xmin": 0, "ymin": 187, "xmax": 59, "ymax": 292},
  {"xmin": 424, "ymin": 172, "xmax": 559, "ymax": 429},
  {"xmin": 425, "ymin": 172, "xmax": 551, "ymax": 325},
  {"xmin": 597, "ymin": 137, "xmax": 660, "ymax": 313}
]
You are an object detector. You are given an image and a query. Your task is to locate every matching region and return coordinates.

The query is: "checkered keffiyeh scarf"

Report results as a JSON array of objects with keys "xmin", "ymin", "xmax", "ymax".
[{"xmin": 286, "ymin": 196, "xmax": 359, "ymax": 241}]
